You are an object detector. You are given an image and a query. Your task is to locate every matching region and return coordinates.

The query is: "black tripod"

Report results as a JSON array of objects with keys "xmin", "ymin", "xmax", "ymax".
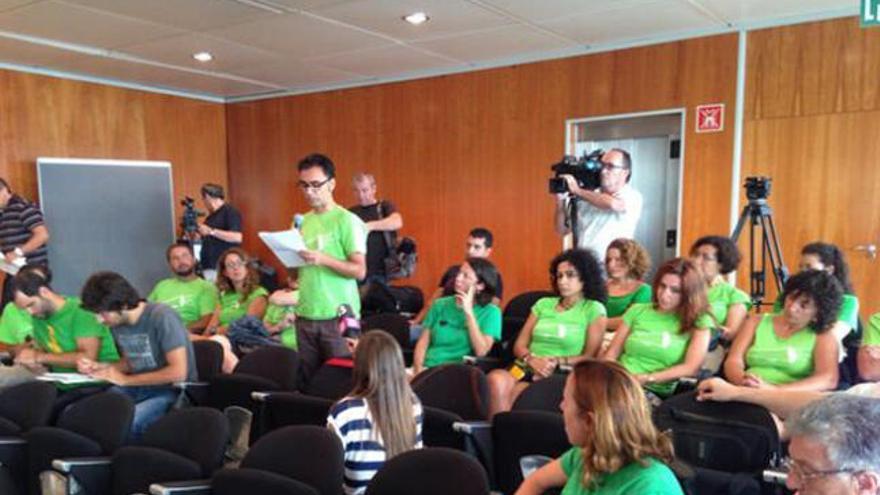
[{"xmin": 731, "ymin": 178, "xmax": 789, "ymax": 309}]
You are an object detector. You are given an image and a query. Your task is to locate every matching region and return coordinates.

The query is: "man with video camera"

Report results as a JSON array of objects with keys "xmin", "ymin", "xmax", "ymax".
[
  {"xmin": 197, "ymin": 183, "xmax": 242, "ymax": 281},
  {"xmin": 553, "ymin": 148, "xmax": 643, "ymax": 257}
]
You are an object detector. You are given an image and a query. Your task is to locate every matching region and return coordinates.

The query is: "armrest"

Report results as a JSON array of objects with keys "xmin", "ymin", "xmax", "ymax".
[
  {"xmin": 251, "ymin": 391, "xmax": 270, "ymax": 402},
  {"xmin": 52, "ymin": 456, "xmax": 112, "ymax": 495},
  {"xmin": 175, "ymin": 381, "xmax": 210, "ymax": 406},
  {"xmin": 762, "ymin": 468, "xmax": 788, "ymax": 485},
  {"xmin": 174, "ymin": 381, "xmax": 209, "ymax": 390},
  {"xmin": 452, "ymin": 421, "xmax": 491, "ymax": 434},
  {"xmin": 453, "ymin": 421, "xmax": 494, "ymax": 485},
  {"xmin": 0, "ymin": 437, "xmax": 27, "ymax": 482},
  {"xmin": 462, "ymin": 355, "xmax": 503, "ymax": 373},
  {"xmin": 150, "ymin": 479, "xmax": 213, "ymax": 495}
]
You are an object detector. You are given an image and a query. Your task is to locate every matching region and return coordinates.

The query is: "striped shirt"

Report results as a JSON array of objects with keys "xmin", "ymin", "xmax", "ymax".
[
  {"xmin": 0, "ymin": 194, "xmax": 47, "ymax": 266},
  {"xmin": 327, "ymin": 395, "xmax": 423, "ymax": 494}
]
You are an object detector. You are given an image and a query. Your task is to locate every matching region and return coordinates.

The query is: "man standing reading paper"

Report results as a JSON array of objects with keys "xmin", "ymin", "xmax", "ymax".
[{"xmin": 294, "ymin": 153, "xmax": 367, "ymax": 388}]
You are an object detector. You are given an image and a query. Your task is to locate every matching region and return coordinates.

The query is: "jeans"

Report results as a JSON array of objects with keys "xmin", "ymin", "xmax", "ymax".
[{"xmin": 110, "ymin": 385, "xmax": 179, "ymax": 444}]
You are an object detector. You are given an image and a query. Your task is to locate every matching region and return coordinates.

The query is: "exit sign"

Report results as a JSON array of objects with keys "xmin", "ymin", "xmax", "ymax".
[{"xmin": 863, "ymin": 0, "xmax": 880, "ymax": 27}]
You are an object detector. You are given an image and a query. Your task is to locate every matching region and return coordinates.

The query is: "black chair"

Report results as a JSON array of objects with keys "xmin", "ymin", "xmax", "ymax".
[
  {"xmin": 110, "ymin": 407, "xmax": 229, "ymax": 495},
  {"xmin": 303, "ymin": 362, "xmax": 353, "ymax": 400},
  {"xmin": 255, "ymin": 391, "xmax": 334, "ymax": 436},
  {"xmin": 362, "ymin": 314, "xmax": 413, "ymax": 365},
  {"xmin": 492, "ymin": 410, "xmax": 568, "ymax": 495},
  {"xmin": 193, "ymin": 340, "xmax": 224, "ymax": 382},
  {"xmin": 421, "ymin": 406, "xmax": 465, "ymax": 450},
  {"xmin": 207, "ymin": 346, "xmax": 298, "ymax": 412},
  {"xmin": 0, "ymin": 381, "xmax": 57, "ymax": 494},
  {"xmin": 25, "ymin": 391, "xmax": 134, "ymax": 495},
  {"xmin": 500, "ymin": 291, "xmax": 554, "ymax": 355},
  {"xmin": 213, "ymin": 426, "xmax": 343, "ymax": 495},
  {"xmin": 411, "ymin": 364, "xmax": 489, "ymax": 421},
  {"xmin": 365, "ymin": 447, "xmax": 489, "ymax": 495},
  {"xmin": 510, "ymin": 374, "xmax": 566, "ymax": 413}
]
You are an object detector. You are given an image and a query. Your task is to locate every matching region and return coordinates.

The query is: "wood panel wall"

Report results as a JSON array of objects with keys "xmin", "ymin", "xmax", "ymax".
[
  {"xmin": 227, "ymin": 34, "xmax": 739, "ymax": 302},
  {"xmin": 742, "ymin": 17, "xmax": 880, "ymax": 315},
  {"xmin": 0, "ymin": 70, "xmax": 228, "ymax": 218}
]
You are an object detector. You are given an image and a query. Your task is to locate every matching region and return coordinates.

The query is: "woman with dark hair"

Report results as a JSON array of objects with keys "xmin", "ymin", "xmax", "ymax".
[
  {"xmin": 604, "ymin": 238, "xmax": 652, "ymax": 331},
  {"xmin": 412, "ymin": 257, "xmax": 502, "ymax": 375},
  {"xmin": 487, "ymin": 249, "xmax": 608, "ymax": 417},
  {"xmin": 690, "ymin": 235, "xmax": 750, "ymax": 340},
  {"xmin": 602, "ymin": 258, "xmax": 713, "ymax": 398},
  {"xmin": 516, "ymin": 360, "xmax": 682, "ymax": 494},
  {"xmin": 725, "ymin": 270, "xmax": 842, "ymax": 391},
  {"xmin": 328, "ymin": 331, "xmax": 422, "ymax": 494}
]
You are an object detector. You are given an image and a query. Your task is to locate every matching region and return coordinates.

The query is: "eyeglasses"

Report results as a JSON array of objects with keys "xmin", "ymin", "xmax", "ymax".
[
  {"xmin": 783, "ymin": 458, "xmax": 860, "ymax": 485},
  {"xmin": 600, "ymin": 161, "xmax": 627, "ymax": 172},
  {"xmin": 224, "ymin": 260, "xmax": 247, "ymax": 270},
  {"xmin": 297, "ymin": 178, "xmax": 332, "ymax": 190},
  {"xmin": 693, "ymin": 252, "xmax": 718, "ymax": 262}
]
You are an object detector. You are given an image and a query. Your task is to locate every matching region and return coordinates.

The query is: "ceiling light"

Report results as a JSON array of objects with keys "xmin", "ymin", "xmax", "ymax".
[
  {"xmin": 192, "ymin": 52, "xmax": 214, "ymax": 62},
  {"xmin": 403, "ymin": 12, "xmax": 429, "ymax": 25}
]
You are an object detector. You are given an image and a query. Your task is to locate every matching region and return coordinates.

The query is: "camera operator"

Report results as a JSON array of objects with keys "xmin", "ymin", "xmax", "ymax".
[
  {"xmin": 554, "ymin": 148, "xmax": 642, "ymax": 258},
  {"xmin": 197, "ymin": 183, "xmax": 242, "ymax": 281}
]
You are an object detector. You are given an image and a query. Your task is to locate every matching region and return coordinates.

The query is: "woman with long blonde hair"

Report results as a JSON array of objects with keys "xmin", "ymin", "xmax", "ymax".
[
  {"xmin": 327, "ymin": 330, "xmax": 422, "ymax": 494},
  {"xmin": 516, "ymin": 360, "xmax": 683, "ymax": 494}
]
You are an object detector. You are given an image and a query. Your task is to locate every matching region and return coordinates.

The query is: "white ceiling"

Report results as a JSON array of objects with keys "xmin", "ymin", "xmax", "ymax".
[{"xmin": 0, "ymin": 0, "xmax": 857, "ymax": 101}]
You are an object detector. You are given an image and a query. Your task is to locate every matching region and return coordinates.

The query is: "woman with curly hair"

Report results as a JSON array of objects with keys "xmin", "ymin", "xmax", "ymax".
[
  {"xmin": 516, "ymin": 360, "xmax": 683, "ymax": 495},
  {"xmin": 724, "ymin": 270, "xmax": 842, "ymax": 391},
  {"xmin": 487, "ymin": 249, "xmax": 607, "ymax": 417},
  {"xmin": 604, "ymin": 238, "xmax": 652, "ymax": 331},
  {"xmin": 602, "ymin": 258, "xmax": 713, "ymax": 398},
  {"xmin": 689, "ymin": 235, "xmax": 750, "ymax": 341}
]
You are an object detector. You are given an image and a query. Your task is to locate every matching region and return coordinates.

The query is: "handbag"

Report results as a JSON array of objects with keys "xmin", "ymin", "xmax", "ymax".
[{"xmin": 377, "ymin": 201, "xmax": 417, "ymax": 279}]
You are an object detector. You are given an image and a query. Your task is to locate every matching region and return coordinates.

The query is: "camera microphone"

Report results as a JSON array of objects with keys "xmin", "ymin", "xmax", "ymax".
[{"xmin": 293, "ymin": 214, "xmax": 304, "ymax": 230}]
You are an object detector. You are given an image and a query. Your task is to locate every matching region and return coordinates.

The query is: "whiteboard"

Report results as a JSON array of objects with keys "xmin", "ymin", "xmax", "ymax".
[{"xmin": 37, "ymin": 158, "xmax": 176, "ymax": 297}]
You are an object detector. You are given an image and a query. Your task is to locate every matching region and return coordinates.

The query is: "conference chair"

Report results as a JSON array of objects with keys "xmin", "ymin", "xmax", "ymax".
[
  {"xmin": 411, "ymin": 364, "xmax": 489, "ymax": 421},
  {"xmin": 492, "ymin": 410, "xmax": 568, "ymax": 494},
  {"xmin": 206, "ymin": 346, "xmax": 298, "ymax": 413},
  {"xmin": 365, "ymin": 447, "xmax": 490, "ymax": 495},
  {"xmin": 510, "ymin": 374, "xmax": 566, "ymax": 413},
  {"xmin": 0, "ymin": 381, "xmax": 57, "ymax": 494}
]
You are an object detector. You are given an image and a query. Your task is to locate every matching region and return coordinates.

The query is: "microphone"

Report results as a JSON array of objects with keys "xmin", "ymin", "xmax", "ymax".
[{"xmin": 293, "ymin": 214, "xmax": 304, "ymax": 230}]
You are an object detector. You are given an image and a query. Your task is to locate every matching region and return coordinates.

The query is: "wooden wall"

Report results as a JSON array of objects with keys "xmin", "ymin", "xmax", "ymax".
[
  {"xmin": 742, "ymin": 17, "xmax": 880, "ymax": 315},
  {"xmin": 226, "ymin": 34, "xmax": 739, "ymax": 301},
  {"xmin": 0, "ymin": 70, "xmax": 228, "ymax": 216}
]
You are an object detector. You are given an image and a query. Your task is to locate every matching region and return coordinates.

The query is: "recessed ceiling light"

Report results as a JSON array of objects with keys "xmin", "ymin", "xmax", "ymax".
[
  {"xmin": 403, "ymin": 11, "xmax": 429, "ymax": 25},
  {"xmin": 192, "ymin": 51, "xmax": 214, "ymax": 62}
]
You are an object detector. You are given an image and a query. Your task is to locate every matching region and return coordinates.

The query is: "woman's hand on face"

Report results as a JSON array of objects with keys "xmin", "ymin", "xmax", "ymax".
[{"xmin": 456, "ymin": 285, "xmax": 476, "ymax": 314}]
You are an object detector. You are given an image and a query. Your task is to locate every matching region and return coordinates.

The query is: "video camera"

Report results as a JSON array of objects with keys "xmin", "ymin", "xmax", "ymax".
[
  {"xmin": 744, "ymin": 176, "xmax": 771, "ymax": 202},
  {"xmin": 548, "ymin": 149, "xmax": 604, "ymax": 194},
  {"xmin": 180, "ymin": 196, "xmax": 206, "ymax": 234}
]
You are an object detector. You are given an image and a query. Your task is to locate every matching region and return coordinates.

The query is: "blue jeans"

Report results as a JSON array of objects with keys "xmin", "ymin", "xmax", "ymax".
[{"xmin": 110, "ymin": 386, "xmax": 179, "ymax": 444}]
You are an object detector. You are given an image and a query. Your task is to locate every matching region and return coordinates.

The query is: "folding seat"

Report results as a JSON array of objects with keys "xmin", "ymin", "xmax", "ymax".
[{"xmin": 365, "ymin": 447, "xmax": 489, "ymax": 495}]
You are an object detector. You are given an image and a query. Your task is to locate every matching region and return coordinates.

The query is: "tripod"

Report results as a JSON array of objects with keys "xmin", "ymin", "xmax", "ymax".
[{"xmin": 731, "ymin": 197, "xmax": 789, "ymax": 310}]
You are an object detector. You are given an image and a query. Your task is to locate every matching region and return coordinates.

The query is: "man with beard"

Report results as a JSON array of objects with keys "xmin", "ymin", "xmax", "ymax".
[{"xmin": 149, "ymin": 242, "xmax": 218, "ymax": 334}]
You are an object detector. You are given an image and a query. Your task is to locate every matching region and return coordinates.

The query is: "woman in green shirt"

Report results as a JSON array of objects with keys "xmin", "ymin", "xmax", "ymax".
[
  {"xmin": 487, "ymin": 249, "xmax": 608, "ymax": 417},
  {"xmin": 201, "ymin": 248, "xmax": 268, "ymax": 372},
  {"xmin": 516, "ymin": 360, "xmax": 683, "ymax": 495},
  {"xmin": 690, "ymin": 235, "xmax": 750, "ymax": 341},
  {"xmin": 725, "ymin": 270, "xmax": 842, "ymax": 391},
  {"xmin": 859, "ymin": 312, "xmax": 880, "ymax": 381},
  {"xmin": 412, "ymin": 258, "xmax": 502, "ymax": 376},
  {"xmin": 604, "ymin": 238, "xmax": 652, "ymax": 331},
  {"xmin": 796, "ymin": 242, "xmax": 859, "ymax": 344},
  {"xmin": 602, "ymin": 258, "xmax": 712, "ymax": 398}
]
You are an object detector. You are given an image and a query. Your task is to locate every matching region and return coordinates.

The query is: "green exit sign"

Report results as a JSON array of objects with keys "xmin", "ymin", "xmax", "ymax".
[{"xmin": 863, "ymin": 0, "xmax": 880, "ymax": 27}]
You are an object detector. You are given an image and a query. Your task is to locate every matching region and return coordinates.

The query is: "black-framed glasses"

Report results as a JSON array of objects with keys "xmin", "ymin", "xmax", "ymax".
[
  {"xmin": 783, "ymin": 458, "xmax": 860, "ymax": 484},
  {"xmin": 297, "ymin": 178, "xmax": 332, "ymax": 190},
  {"xmin": 600, "ymin": 161, "xmax": 627, "ymax": 172}
]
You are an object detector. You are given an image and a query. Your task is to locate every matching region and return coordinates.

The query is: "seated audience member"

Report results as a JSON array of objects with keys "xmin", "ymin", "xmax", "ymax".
[
  {"xmin": 0, "ymin": 295, "xmax": 32, "ymax": 352},
  {"xmin": 79, "ymin": 271, "xmax": 197, "ymax": 442},
  {"xmin": 859, "ymin": 312, "xmax": 880, "ymax": 381},
  {"xmin": 327, "ymin": 331, "xmax": 422, "ymax": 494},
  {"xmin": 413, "ymin": 227, "xmax": 503, "ymax": 323},
  {"xmin": 487, "ymin": 249, "xmax": 607, "ymax": 417},
  {"xmin": 602, "ymin": 258, "xmax": 712, "ymax": 399},
  {"xmin": 148, "ymin": 242, "xmax": 218, "ymax": 334},
  {"xmin": 412, "ymin": 258, "xmax": 502, "ymax": 375},
  {"xmin": 690, "ymin": 235, "xmax": 750, "ymax": 341},
  {"xmin": 697, "ymin": 376, "xmax": 879, "ymax": 421},
  {"xmin": 724, "ymin": 270, "xmax": 841, "ymax": 392},
  {"xmin": 604, "ymin": 238, "xmax": 652, "ymax": 331},
  {"xmin": 779, "ymin": 242, "xmax": 859, "ymax": 345},
  {"xmin": 12, "ymin": 267, "xmax": 119, "ymax": 374},
  {"xmin": 784, "ymin": 394, "xmax": 880, "ymax": 494},
  {"xmin": 516, "ymin": 360, "xmax": 683, "ymax": 495},
  {"xmin": 263, "ymin": 270, "xmax": 299, "ymax": 350}
]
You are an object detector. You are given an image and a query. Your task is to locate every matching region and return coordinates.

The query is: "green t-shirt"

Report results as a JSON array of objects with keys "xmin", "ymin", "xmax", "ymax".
[
  {"xmin": 264, "ymin": 302, "xmax": 297, "ymax": 349},
  {"xmin": 559, "ymin": 447, "xmax": 683, "ymax": 495},
  {"xmin": 529, "ymin": 297, "xmax": 606, "ymax": 358},
  {"xmin": 423, "ymin": 296, "xmax": 502, "ymax": 368},
  {"xmin": 707, "ymin": 281, "xmax": 750, "ymax": 327},
  {"xmin": 605, "ymin": 284, "xmax": 652, "ymax": 319},
  {"xmin": 619, "ymin": 303, "xmax": 713, "ymax": 397},
  {"xmin": 773, "ymin": 293, "xmax": 859, "ymax": 332},
  {"xmin": 32, "ymin": 297, "xmax": 119, "ymax": 372},
  {"xmin": 148, "ymin": 277, "xmax": 218, "ymax": 326},
  {"xmin": 0, "ymin": 303, "xmax": 33, "ymax": 345},
  {"xmin": 296, "ymin": 205, "xmax": 367, "ymax": 319},
  {"xmin": 745, "ymin": 314, "xmax": 817, "ymax": 384},
  {"xmin": 218, "ymin": 287, "xmax": 269, "ymax": 326},
  {"xmin": 864, "ymin": 312, "xmax": 880, "ymax": 346}
]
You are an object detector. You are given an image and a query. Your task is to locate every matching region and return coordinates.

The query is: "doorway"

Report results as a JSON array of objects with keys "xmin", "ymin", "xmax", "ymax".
[{"xmin": 565, "ymin": 110, "xmax": 685, "ymax": 279}]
